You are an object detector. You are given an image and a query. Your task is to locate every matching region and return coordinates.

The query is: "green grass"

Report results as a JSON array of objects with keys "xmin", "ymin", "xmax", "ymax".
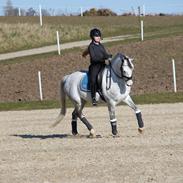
[
  {"xmin": 0, "ymin": 92, "xmax": 183, "ymax": 111},
  {"xmin": 132, "ymin": 92, "xmax": 183, "ymax": 104},
  {"xmin": 0, "ymin": 16, "xmax": 183, "ymax": 53},
  {"xmin": 0, "ymin": 100, "xmax": 60, "ymax": 111},
  {"xmin": 1, "ymin": 30, "xmax": 182, "ymax": 65}
]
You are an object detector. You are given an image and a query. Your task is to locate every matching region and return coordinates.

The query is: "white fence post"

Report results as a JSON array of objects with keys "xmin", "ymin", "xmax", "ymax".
[
  {"xmin": 56, "ymin": 31, "xmax": 61, "ymax": 55},
  {"xmin": 172, "ymin": 59, "xmax": 177, "ymax": 93},
  {"xmin": 39, "ymin": 5, "xmax": 43, "ymax": 26},
  {"xmin": 18, "ymin": 8, "xmax": 21, "ymax": 16},
  {"xmin": 80, "ymin": 7, "xmax": 83, "ymax": 16},
  {"xmin": 140, "ymin": 20, "xmax": 144, "ymax": 41},
  {"xmin": 38, "ymin": 71, "xmax": 43, "ymax": 101}
]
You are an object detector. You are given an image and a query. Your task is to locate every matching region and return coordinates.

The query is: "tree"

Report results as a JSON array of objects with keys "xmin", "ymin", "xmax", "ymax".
[
  {"xmin": 82, "ymin": 8, "xmax": 117, "ymax": 16},
  {"xmin": 26, "ymin": 8, "xmax": 37, "ymax": 16},
  {"xmin": 42, "ymin": 9, "xmax": 51, "ymax": 16},
  {"xmin": 97, "ymin": 8, "xmax": 117, "ymax": 16},
  {"xmin": 3, "ymin": 0, "xmax": 15, "ymax": 16}
]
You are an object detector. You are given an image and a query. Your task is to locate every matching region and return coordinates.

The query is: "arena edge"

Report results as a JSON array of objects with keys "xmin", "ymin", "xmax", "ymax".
[{"xmin": 0, "ymin": 92, "xmax": 183, "ymax": 111}]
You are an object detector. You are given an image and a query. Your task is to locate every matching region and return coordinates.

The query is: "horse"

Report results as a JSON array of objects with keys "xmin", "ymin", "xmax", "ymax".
[{"xmin": 52, "ymin": 53, "xmax": 144, "ymax": 137}]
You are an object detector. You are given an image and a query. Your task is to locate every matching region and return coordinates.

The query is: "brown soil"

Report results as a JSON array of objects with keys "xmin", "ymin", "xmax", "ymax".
[
  {"xmin": 0, "ymin": 36, "xmax": 183, "ymax": 102},
  {"xmin": 0, "ymin": 103, "xmax": 183, "ymax": 183}
]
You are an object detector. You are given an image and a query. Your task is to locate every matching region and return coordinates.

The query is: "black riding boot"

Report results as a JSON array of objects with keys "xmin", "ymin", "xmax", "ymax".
[
  {"xmin": 92, "ymin": 97, "xmax": 97, "ymax": 106},
  {"xmin": 91, "ymin": 83, "xmax": 97, "ymax": 106}
]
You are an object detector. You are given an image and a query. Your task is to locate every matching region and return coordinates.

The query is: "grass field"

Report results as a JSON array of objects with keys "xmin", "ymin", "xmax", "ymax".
[
  {"xmin": 0, "ymin": 16, "xmax": 183, "ymax": 53},
  {"xmin": 0, "ymin": 92, "xmax": 183, "ymax": 111}
]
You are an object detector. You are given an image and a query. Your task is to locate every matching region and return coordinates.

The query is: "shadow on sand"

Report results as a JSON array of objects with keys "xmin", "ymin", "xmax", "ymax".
[{"xmin": 12, "ymin": 134, "xmax": 103, "ymax": 139}]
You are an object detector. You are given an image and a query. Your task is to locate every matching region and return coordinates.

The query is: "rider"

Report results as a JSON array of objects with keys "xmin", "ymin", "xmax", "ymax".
[{"xmin": 82, "ymin": 28, "xmax": 112, "ymax": 106}]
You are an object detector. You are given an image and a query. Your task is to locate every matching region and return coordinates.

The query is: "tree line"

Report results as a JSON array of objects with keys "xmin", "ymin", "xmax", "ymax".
[
  {"xmin": 3, "ymin": 0, "xmax": 174, "ymax": 16},
  {"xmin": 3, "ymin": 0, "xmax": 51, "ymax": 16},
  {"xmin": 3, "ymin": 0, "xmax": 118, "ymax": 16}
]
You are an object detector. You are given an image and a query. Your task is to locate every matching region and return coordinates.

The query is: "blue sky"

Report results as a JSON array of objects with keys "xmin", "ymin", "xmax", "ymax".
[{"xmin": 0, "ymin": 0, "xmax": 183, "ymax": 15}]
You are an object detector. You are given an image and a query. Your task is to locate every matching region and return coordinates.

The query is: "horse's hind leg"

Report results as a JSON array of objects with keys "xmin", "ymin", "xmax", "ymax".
[
  {"xmin": 124, "ymin": 95, "xmax": 144, "ymax": 133},
  {"xmin": 71, "ymin": 109, "xmax": 78, "ymax": 136},
  {"xmin": 75, "ymin": 100, "xmax": 95, "ymax": 137}
]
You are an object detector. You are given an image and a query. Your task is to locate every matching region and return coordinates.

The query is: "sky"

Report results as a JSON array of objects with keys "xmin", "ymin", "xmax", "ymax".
[{"xmin": 0, "ymin": 0, "xmax": 183, "ymax": 15}]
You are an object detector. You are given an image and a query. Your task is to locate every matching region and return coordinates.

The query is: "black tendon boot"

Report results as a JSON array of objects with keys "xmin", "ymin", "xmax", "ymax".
[{"xmin": 111, "ymin": 121, "xmax": 118, "ymax": 136}]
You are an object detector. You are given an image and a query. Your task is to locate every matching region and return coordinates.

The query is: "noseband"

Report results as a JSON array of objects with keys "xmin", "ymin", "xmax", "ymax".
[{"xmin": 120, "ymin": 59, "xmax": 133, "ymax": 82}]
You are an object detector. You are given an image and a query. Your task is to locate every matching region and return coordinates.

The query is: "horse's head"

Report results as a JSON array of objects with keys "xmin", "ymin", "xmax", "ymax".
[{"xmin": 110, "ymin": 53, "xmax": 134, "ymax": 86}]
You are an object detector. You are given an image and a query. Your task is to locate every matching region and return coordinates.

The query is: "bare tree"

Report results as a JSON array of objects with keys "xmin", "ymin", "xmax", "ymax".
[
  {"xmin": 26, "ymin": 8, "xmax": 37, "ymax": 16},
  {"xmin": 42, "ymin": 9, "xmax": 51, "ymax": 16},
  {"xmin": 3, "ymin": 0, "xmax": 16, "ymax": 16}
]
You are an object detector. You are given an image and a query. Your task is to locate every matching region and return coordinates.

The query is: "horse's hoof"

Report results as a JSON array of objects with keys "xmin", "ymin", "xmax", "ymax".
[
  {"xmin": 88, "ymin": 129, "xmax": 96, "ymax": 138},
  {"xmin": 112, "ymin": 130, "xmax": 120, "ymax": 138},
  {"xmin": 112, "ymin": 130, "xmax": 118, "ymax": 136},
  {"xmin": 72, "ymin": 132, "xmax": 79, "ymax": 136},
  {"xmin": 138, "ymin": 127, "xmax": 144, "ymax": 134},
  {"xmin": 72, "ymin": 130, "xmax": 79, "ymax": 136},
  {"xmin": 112, "ymin": 133, "xmax": 120, "ymax": 138}
]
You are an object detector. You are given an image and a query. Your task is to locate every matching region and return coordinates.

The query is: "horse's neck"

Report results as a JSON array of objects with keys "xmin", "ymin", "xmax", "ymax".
[
  {"xmin": 103, "ymin": 65, "xmax": 125, "ymax": 87},
  {"xmin": 105, "ymin": 64, "xmax": 123, "ymax": 82},
  {"xmin": 102, "ymin": 65, "xmax": 130, "ymax": 103}
]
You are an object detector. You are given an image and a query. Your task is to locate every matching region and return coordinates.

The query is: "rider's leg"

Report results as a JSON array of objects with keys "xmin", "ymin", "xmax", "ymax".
[
  {"xmin": 89, "ymin": 64, "xmax": 98, "ymax": 105},
  {"xmin": 123, "ymin": 95, "xmax": 144, "ymax": 131},
  {"xmin": 89, "ymin": 63, "xmax": 104, "ymax": 105}
]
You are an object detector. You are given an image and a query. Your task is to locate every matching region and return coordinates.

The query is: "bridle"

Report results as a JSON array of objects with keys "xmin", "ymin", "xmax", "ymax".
[
  {"xmin": 110, "ymin": 55, "xmax": 133, "ymax": 82},
  {"xmin": 106, "ymin": 54, "xmax": 133, "ymax": 90}
]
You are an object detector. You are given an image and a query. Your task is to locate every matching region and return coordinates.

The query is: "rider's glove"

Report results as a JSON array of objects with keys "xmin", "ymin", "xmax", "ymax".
[{"xmin": 109, "ymin": 54, "xmax": 113, "ymax": 58}]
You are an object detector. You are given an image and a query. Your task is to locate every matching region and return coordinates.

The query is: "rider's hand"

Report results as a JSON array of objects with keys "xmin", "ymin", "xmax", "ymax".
[
  {"xmin": 105, "ymin": 59, "xmax": 110, "ymax": 65},
  {"xmin": 109, "ymin": 54, "xmax": 113, "ymax": 58}
]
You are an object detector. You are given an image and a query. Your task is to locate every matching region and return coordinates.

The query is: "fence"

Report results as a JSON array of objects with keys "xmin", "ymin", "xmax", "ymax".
[
  {"xmin": 1, "ymin": 4, "xmax": 182, "ymax": 17},
  {"xmin": 0, "ymin": 4, "xmax": 182, "ymax": 101}
]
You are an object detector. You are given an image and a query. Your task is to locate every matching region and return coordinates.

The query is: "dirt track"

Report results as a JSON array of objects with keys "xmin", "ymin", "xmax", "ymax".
[
  {"xmin": 0, "ymin": 36, "xmax": 183, "ymax": 102},
  {"xmin": 0, "ymin": 34, "xmax": 134, "ymax": 61},
  {"xmin": 0, "ymin": 103, "xmax": 183, "ymax": 183}
]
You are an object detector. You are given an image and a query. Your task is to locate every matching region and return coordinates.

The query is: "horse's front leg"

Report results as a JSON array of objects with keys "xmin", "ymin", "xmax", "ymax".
[
  {"xmin": 108, "ymin": 104, "xmax": 118, "ymax": 136},
  {"xmin": 124, "ymin": 95, "xmax": 144, "ymax": 133}
]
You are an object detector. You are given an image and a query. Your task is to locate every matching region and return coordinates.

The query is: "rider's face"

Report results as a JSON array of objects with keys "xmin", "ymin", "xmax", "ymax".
[{"xmin": 94, "ymin": 36, "xmax": 101, "ymax": 43}]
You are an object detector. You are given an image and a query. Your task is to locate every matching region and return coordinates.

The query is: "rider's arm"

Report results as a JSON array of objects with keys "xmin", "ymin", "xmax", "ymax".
[{"xmin": 100, "ymin": 44, "xmax": 112, "ymax": 60}]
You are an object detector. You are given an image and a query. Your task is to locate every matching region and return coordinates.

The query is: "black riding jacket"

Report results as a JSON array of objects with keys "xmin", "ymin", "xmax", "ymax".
[{"xmin": 88, "ymin": 41, "xmax": 111, "ymax": 64}]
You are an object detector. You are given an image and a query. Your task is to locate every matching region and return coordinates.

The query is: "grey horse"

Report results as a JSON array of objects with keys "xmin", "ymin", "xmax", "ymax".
[{"xmin": 52, "ymin": 53, "xmax": 144, "ymax": 137}]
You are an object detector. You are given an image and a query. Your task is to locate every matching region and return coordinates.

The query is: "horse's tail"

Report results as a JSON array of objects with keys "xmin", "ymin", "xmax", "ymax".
[{"xmin": 51, "ymin": 78, "xmax": 67, "ymax": 127}]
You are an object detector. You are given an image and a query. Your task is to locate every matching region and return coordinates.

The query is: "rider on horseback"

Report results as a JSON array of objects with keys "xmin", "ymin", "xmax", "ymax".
[{"xmin": 82, "ymin": 28, "xmax": 112, "ymax": 106}]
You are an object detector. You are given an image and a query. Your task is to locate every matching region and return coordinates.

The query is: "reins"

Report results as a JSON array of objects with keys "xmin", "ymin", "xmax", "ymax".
[
  {"xmin": 110, "ymin": 59, "xmax": 133, "ymax": 81},
  {"xmin": 105, "ymin": 55, "xmax": 133, "ymax": 90}
]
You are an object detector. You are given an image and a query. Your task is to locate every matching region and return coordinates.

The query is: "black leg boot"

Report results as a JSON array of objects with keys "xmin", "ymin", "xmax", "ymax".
[{"xmin": 71, "ymin": 112, "xmax": 78, "ymax": 135}]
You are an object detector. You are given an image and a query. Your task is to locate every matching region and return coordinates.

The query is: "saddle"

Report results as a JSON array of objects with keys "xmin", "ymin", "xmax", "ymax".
[{"xmin": 80, "ymin": 68, "xmax": 106, "ymax": 101}]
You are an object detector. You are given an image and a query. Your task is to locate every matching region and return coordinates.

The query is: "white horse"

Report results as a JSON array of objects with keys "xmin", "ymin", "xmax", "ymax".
[{"xmin": 52, "ymin": 53, "xmax": 144, "ymax": 137}]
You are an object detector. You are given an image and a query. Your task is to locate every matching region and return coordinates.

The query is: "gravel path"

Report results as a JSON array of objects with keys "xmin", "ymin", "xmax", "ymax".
[
  {"xmin": 0, "ymin": 34, "xmax": 136, "ymax": 61},
  {"xmin": 0, "ymin": 103, "xmax": 183, "ymax": 183}
]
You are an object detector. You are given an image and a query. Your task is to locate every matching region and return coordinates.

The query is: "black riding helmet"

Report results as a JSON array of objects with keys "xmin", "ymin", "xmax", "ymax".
[{"xmin": 90, "ymin": 28, "xmax": 102, "ymax": 39}]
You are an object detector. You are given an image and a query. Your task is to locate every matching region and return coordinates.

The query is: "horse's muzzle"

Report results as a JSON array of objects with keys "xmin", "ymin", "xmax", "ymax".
[{"xmin": 126, "ymin": 79, "xmax": 133, "ymax": 86}]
